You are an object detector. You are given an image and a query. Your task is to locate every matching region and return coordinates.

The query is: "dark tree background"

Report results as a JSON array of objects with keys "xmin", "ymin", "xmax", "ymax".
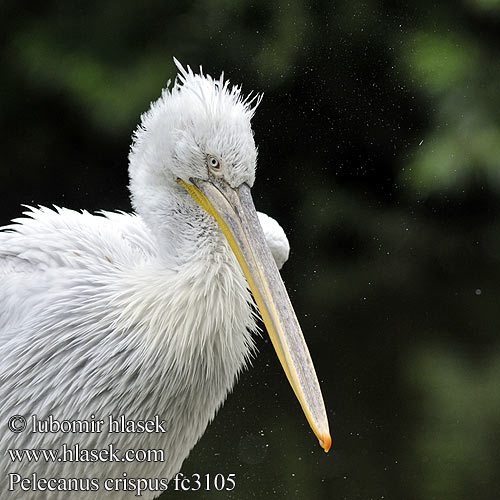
[{"xmin": 1, "ymin": 1, "xmax": 500, "ymax": 499}]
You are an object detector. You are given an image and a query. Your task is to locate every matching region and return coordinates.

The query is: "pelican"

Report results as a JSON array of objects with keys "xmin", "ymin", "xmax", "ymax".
[{"xmin": 0, "ymin": 60, "xmax": 330, "ymax": 499}]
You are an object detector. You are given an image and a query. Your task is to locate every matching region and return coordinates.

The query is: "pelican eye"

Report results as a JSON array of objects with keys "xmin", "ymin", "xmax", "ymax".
[{"xmin": 207, "ymin": 155, "xmax": 221, "ymax": 172}]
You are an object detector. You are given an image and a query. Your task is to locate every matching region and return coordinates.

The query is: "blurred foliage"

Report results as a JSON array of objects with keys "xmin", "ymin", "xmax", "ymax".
[{"xmin": 1, "ymin": 0, "xmax": 500, "ymax": 499}]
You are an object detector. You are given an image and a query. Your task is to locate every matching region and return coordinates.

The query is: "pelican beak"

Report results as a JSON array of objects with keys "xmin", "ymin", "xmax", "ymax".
[{"xmin": 178, "ymin": 177, "xmax": 331, "ymax": 453}]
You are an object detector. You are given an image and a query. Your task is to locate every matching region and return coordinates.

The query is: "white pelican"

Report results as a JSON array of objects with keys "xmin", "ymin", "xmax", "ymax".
[{"xmin": 0, "ymin": 60, "xmax": 330, "ymax": 499}]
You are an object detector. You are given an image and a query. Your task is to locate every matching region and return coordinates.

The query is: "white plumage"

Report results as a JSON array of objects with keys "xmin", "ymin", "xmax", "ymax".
[
  {"xmin": 257, "ymin": 212, "xmax": 290, "ymax": 270},
  {"xmin": 0, "ymin": 60, "xmax": 329, "ymax": 499}
]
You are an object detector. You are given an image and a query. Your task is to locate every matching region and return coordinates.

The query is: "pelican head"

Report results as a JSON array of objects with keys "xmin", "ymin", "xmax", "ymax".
[
  {"xmin": 128, "ymin": 59, "xmax": 331, "ymax": 452},
  {"xmin": 129, "ymin": 59, "xmax": 257, "ymax": 204}
]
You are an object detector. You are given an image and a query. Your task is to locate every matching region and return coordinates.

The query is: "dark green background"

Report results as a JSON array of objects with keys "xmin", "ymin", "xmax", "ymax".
[{"xmin": 2, "ymin": 1, "xmax": 500, "ymax": 499}]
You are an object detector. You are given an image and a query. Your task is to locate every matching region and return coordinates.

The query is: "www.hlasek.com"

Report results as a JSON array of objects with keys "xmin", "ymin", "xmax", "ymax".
[{"xmin": 6, "ymin": 414, "xmax": 236, "ymax": 495}]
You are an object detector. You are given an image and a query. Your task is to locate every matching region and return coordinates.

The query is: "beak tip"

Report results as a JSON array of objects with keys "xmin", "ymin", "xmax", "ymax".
[{"xmin": 320, "ymin": 433, "xmax": 332, "ymax": 453}]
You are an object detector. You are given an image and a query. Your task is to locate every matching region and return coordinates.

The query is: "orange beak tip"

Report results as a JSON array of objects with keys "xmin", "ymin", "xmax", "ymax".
[{"xmin": 320, "ymin": 433, "xmax": 332, "ymax": 453}]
